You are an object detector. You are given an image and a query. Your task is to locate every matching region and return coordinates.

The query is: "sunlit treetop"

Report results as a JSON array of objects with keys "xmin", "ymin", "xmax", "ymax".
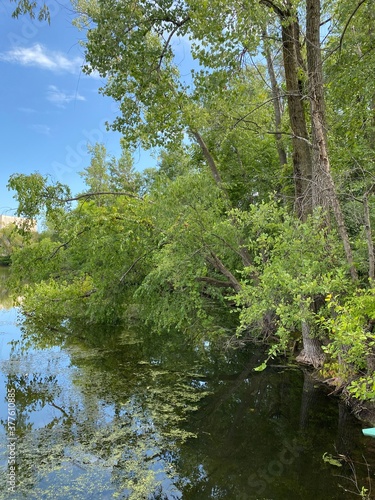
[{"xmin": 69, "ymin": 0, "xmax": 276, "ymax": 149}]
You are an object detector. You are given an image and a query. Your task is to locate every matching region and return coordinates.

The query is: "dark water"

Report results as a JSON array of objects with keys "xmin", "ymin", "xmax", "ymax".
[{"xmin": 1, "ymin": 268, "xmax": 375, "ymax": 499}]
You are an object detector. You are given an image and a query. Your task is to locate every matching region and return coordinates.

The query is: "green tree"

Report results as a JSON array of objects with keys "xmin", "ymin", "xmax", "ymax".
[
  {"xmin": 79, "ymin": 143, "xmax": 110, "ymax": 195},
  {"xmin": 7, "ymin": 0, "xmax": 375, "ymax": 388},
  {"xmin": 0, "ymin": 224, "xmax": 24, "ymax": 257}
]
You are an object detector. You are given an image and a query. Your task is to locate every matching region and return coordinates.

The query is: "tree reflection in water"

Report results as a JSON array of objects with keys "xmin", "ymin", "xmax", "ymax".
[{"xmin": 0, "ymin": 309, "xmax": 374, "ymax": 499}]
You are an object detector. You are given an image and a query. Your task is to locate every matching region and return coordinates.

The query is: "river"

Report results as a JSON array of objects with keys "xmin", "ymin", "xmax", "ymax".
[{"xmin": 0, "ymin": 266, "xmax": 375, "ymax": 499}]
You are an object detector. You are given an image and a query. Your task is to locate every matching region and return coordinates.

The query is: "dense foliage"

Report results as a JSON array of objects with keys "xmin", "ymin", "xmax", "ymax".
[{"xmin": 7, "ymin": 0, "xmax": 375, "ymax": 405}]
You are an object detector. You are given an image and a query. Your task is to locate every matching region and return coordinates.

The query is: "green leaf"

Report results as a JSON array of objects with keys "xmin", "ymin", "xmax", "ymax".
[
  {"xmin": 322, "ymin": 452, "xmax": 342, "ymax": 467},
  {"xmin": 254, "ymin": 362, "xmax": 267, "ymax": 372}
]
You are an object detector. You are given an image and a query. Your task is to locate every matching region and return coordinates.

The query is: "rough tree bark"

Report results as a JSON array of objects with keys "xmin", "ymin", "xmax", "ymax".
[
  {"xmin": 306, "ymin": 0, "xmax": 358, "ymax": 282},
  {"xmin": 296, "ymin": 317, "xmax": 324, "ymax": 368},
  {"xmin": 280, "ymin": 8, "xmax": 313, "ymax": 219},
  {"xmin": 262, "ymin": 0, "xmax": 313, "ymax": 219}
]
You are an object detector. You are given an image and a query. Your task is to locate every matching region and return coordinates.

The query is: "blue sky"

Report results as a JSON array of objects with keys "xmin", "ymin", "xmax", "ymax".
[{"xmin": 0, "ymin": 0, "xmax": 155, "ymax": 216}]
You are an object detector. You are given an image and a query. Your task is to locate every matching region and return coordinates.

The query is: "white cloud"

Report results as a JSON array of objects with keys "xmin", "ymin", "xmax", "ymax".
[
  {"xmin": 30, "ymin": 124, "xmax": 51, "ymax": 135},
  {"xmin": 0, "ymin": 43, "xmax": 83, "ymax": 74},
  {"xmin": 46, "ymin": 85, "xmax": 86, "ymax": 108}
]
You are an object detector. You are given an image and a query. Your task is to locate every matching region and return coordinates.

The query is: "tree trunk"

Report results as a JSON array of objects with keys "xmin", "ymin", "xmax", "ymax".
[
  {"xmin": 296, "ymin": 319, "xmax": 324, "ymax": 368},
  {"xmin": 263, "ymin": 0, "xmax": 326, "ymax": 365},
  {"xmin": 276, "ymin": 2, "xmax": 325, "ymax": 367},
  {"xmin": 306, "ymin": 0, "xmax": 358, "ymax": 282},
  {"xmin": 263, "ymin": 33, "xmax": 288, "ymax": 169},
  {"xmin": 280, "ymin": 9, "xmax": 313, "ymax": 219}
]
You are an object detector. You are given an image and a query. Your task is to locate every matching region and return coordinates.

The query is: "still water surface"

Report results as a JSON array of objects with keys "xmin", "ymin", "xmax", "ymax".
[{"xmin": 0, "ymin": 267, "xmax": 375, "ymax": 499}]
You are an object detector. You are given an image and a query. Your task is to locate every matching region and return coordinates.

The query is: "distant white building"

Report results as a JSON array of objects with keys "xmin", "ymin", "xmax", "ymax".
[{"xmin": 0, "ymin": 215, "xmax": 37, "ymax": 232}]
